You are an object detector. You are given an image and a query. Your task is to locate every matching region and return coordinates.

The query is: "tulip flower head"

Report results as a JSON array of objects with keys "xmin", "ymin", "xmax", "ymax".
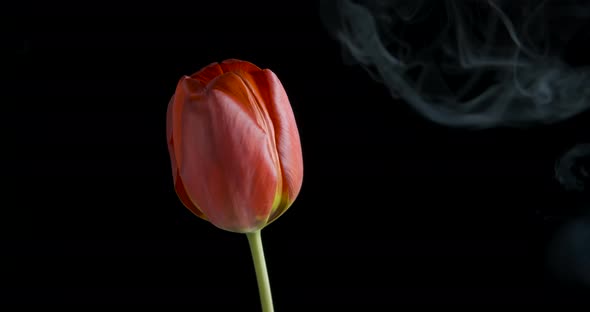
[{"xmin": 166, "ymin": 59, "xmax": 303, "ymax": 233}]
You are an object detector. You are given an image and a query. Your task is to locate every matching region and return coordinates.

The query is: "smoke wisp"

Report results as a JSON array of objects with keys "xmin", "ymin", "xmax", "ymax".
[
  {"xmin": 555, "ymin": 143, "xmax": 590, "ymax": 192},
  {"xmin": 320, "ymin": 0, "xmax": 590, "ymax": 128}
]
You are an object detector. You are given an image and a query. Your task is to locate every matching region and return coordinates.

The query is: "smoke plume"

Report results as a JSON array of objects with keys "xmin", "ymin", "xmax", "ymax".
[
  {"xmin": 320, "ymin": 0, "xmax": 590, "ymax": 128},
  {"xmin": 555, "ymin": 143, "xmax": 590, "ymax": 192},
  {"xmin": 546, "ymin": 144, "xmax": 590, "ymax": 287}
]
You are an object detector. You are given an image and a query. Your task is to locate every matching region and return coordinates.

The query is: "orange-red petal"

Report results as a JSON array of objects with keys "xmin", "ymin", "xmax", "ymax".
[
  {"xmin": 246, "ymin": 69, "xmax": 304, "ymax": 222},
  {"xmin": 168, "ymin": 92, "xmax": 207, "ymax": 220},
  {"xmin": 190, "ymin": 59, "xmax": 261, "ymax": 87},
  {"xmin": 166, "ymin": 95, "xmax": 177, "ymax": 183},
  {"xmin": 190, "ymin": 62, "xmax": 224, "ymax": 86},
  {"xmin": 174, "ymin": 171, "xmax": 207, "ymax": 220},
  {"xmin": 176, "ymin": 77, "xmax": 280, "ymax": 233},
  {"xmin": 219, "ymin": 59, "xmax": 261, "ymax": 74}
]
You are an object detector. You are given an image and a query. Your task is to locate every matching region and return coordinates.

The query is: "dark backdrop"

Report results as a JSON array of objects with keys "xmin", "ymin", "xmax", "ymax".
[{"xmin": 2, "ymin": 0, "xmax": 589, "ymax": 308}]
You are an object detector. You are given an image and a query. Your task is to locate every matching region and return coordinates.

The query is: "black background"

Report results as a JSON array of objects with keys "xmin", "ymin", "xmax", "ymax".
[{"xmin": 2, "ymin": 0, "xmax": 590, "ymax": 308}]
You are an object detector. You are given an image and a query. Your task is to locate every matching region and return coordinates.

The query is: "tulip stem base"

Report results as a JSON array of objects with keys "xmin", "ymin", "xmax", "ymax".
[{"xmin": 246, "ymin": 230, "xmax": 274, "ymax": 312}]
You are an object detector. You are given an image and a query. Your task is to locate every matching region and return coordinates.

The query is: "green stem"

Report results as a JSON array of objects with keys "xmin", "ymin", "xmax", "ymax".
[{"xmin": 246, "ymin": 230, "xmax": 274, "ymax": 312}]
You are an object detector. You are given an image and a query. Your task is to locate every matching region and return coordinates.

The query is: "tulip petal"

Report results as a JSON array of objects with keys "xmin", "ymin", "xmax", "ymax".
[
  {"xmin": 190, "ymin": 59, "xmax": 261, "ymax": 87},
  {"xmin": 219, "ymin": 59, "xmax": 261, "ymax": 74},
  {"xmin": 177, "ymin": 77, "xmax": 279, "ymax": 233},
  {"xmin": 168, "ymin": 93, "xmax": 208, "ymax": 219},
  {"xmin": 174, "ymin": 172, "xmax": 207, "ymax": 220},
  {"xmin": 207, "ymin": 73, "xmax": 266, "ymax": 132},
  {"xmin": 166, "ymin": 95, "xmax": 177, "ymax": 182},
  {"xmin": 190, "ymin": 62, "xmax": 224, "ymax": 86},
  {"xmin": 246, "ymin": 69, "xmax": 304, "ymax": 223}
]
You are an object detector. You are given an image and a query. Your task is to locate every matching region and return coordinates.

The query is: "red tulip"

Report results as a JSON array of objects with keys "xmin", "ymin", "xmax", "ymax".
[{"xmin": 166, "ymin": 59, "xmax": 303, "ymax": 233}]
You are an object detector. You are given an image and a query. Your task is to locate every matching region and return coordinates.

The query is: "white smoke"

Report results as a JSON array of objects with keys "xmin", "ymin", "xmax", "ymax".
[
  {"xmin": 320, "ymin": 0, "xmax": 590, "ymax": 128},
  {"xmin": 547, "ymin": 144, "xmax": 590, "ymax": 287},
  {"xmin": 555, "ymin": 144, "xmax": 590, "ymax": 192}
]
